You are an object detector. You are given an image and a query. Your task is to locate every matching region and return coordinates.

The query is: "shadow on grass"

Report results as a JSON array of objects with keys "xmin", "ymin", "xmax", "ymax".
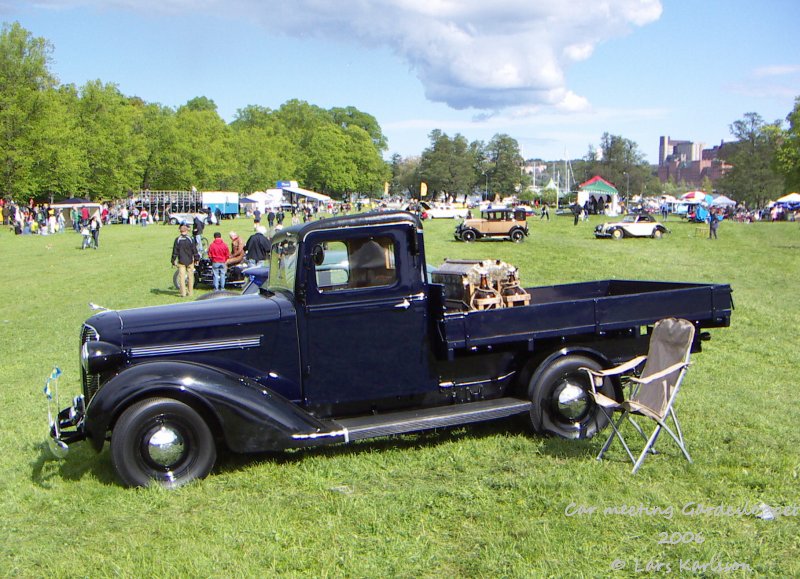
[
  {"xmin": 149, "ymin": 288, "xmax": 180, "ymax": 296},
  {"xmin": 31, "ymin": 441, "xmax": 117, "ymax": 488},
  {"xmin": 30, "ymin": 418, "xmax": 603, "ymax": 486},
  {"xmin": 213, "ymin": 417, "xmax": 599, "ymax": 478}
]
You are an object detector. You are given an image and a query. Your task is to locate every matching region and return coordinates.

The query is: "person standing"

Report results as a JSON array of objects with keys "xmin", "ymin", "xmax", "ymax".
[
  {"xmin": 540, "ymin": 202, "xmax": 550, "ymax": 221},
  {"xmin": 244, "ymin": 225, "xmax": 270, "ymax": 267},
  {"xmin": 571, "ymin": 202, "xmax": 581, "ymax": 226},
  {"xmin": 172, "ymin": 224, "xmax": 200, "ymax": 297},
  {"xmin": 207, "ymin": 231, "xmax": 231, "ymax": 290},
  {"xmin": 89, "ymin": 214, "xmax": 101, "ymax": 248},
  {"xmin": 192, "ymin": 213, "xmax": 206, "ymax": 256},
  {"xmin": 709, "ymin": 210, "xmax": 720, "ymax": 240}
]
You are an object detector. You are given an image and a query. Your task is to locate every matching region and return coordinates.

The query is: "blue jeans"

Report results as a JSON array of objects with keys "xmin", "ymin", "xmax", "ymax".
[{"xmin": 212, "ymin": 262, "xmax": 227, "ymax": 290}]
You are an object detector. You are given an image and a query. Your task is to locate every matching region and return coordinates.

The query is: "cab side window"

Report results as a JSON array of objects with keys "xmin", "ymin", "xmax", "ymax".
[
  {"xmin": 347, "ymin": 236, "xmax": 397, "ymax": 289},
  {"xmin": 314, "ymin": 236, "xmax": 397, "ymax": 291}
]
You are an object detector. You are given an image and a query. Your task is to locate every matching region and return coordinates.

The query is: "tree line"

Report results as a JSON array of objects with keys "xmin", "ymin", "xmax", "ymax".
[
  {"xmin": 0, "ymin": 22, "xmax": 391, "ymax": 202},
  {"xmin": 2, "ymin": 22, "xmax": 798, "ymax": 207}
]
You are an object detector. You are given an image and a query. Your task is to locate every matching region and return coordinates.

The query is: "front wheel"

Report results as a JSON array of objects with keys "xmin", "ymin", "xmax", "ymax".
[
  {"xmin": 527, "ymin": 355, "xmax": 614, "ymax": 439},
  {"xmin": 611, "ymin": 228, "xmax": 623, "ymax": 240},
  {"xmin": 652, "ymin": 228, "xmax": 663, "ymax": 239},
  {"xmin": 461, "ymin": 229, "xmax": 476, "ymax": 242},
  {"xmin": 110, "ymin": 397, "xmax": 216, "ymax": 488}
]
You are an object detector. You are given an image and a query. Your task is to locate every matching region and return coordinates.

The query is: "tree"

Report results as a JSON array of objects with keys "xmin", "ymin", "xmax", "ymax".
[
  {"xmin": 0, "ymin": 22, "xmax": 56, "ymax": 200},
  {"xmin": 717, "ymin": 112, "xmax": 784, "ymax": 207},
  {"xmin": 390, "ymin": 154, "xmax": 421, "ymax": 198},
  {"xmin": 172, "ymin": 99, "xmax": 233, "ymax": 189},
  {"xmin": 485, "ymin": 134, "xmax": 530, "ymax": 198},
  {"xmin": 76, "ymin": 80, "xmax": 147, "ymax": 198},
  {"xmin": 419, "ymin": 130, "xmax": 478, "ymax": 201},
  {"xmin": 594, "ymin": 132, "xmax": 650, "ymax": 197},
  {"xmin": 776, "ymin": 96, "xmax": 800, "ymax": 192}
]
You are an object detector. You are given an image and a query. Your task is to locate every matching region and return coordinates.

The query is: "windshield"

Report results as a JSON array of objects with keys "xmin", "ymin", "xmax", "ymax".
[{"xmin": 268, "ymin": 238, "xmax": 298, "ymax": 293}]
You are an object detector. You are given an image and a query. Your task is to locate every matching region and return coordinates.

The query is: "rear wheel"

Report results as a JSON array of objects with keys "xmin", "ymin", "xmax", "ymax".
[
  {"xmin": 111, "ymin": 397, "xmax": 216, "ymax": 488},
  {"xmin": 510, "ymin": 229, "xmax": 525, "ymax": 243},
  {"xmin": 527, "ymin": 355, "xmax": 614, "ymax": 439}
]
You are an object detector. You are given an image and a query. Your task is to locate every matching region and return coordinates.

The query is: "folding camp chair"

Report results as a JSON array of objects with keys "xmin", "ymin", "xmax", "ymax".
[{"xmin": 581, "ymin": 318, "xmax": 695, "ymax": 473}]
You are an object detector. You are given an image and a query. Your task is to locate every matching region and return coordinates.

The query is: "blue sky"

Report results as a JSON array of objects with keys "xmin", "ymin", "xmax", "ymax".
[{"xmin": 3, "ymin": 1, "xmax": 799, "ymax": 164}]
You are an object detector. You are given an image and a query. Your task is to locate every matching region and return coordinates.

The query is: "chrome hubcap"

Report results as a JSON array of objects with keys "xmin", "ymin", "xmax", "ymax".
[
  {"xmin": 556, "ymin": 382, "xmax": 589, "ymax": 421},
  {"xmin": 146, "ymin": 426, "xmax": 185, "ymax": 467}
]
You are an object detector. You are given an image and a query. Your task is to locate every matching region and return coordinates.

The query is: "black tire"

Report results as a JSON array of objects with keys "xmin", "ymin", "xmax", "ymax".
[
  {"xmin": 169, "ymin": 217, "xmax": 178, "ymax": 225},
  {"xmin": 110, "ymin": 397, "xmax": 216, "ymax": 488},
  {"xmin": 510, "ymin": 229, "xmax": 525, "ymax": 243},
  {"xmin": 172, "ymin": 269, "xmax": 186, "ymax": 290},
  {"xmin": 461, "ymin": 229, "xmax": 476, "ymax": 242},
  {"xmin": 527, "ymin": 355, "xmax": 614, "ymax": 439},
  {"xmin": 611, "ymin": 228, "xmax": 623, "ymax": 240},
  {"xmin": 196, "ymin": 290, "xmax": 238, "ymax": 301},
  {"xmin": 652, "ymin": 228, "xmax": 663, "ymax": 239}
]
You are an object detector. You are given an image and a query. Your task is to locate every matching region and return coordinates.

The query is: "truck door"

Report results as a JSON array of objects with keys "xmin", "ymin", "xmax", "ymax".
[{"xmin": 299, "ymin": 227, "xmax": 436, "ymax": 410}]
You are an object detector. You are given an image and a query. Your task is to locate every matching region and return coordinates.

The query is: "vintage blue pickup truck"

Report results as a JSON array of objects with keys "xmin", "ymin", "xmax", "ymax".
[{"xmin": 48, "ymin": 211, "xmax": 732, "ymax": 487}]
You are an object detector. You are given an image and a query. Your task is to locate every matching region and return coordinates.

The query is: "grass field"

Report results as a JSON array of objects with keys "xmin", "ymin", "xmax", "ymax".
[{"xmin": 1, "ymin": 213, "xmax": 798, "ymax": 577}]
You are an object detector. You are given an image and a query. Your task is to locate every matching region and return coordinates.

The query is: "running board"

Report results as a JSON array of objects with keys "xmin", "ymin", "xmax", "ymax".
[{"xmin": 333, "ymin": 397, "xmax": 531, "ymax": 441}]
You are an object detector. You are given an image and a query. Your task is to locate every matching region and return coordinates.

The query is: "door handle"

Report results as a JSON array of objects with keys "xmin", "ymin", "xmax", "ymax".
[{"xmin": 394, "ymin": 299, "xmax": 411, "ymax": 309}]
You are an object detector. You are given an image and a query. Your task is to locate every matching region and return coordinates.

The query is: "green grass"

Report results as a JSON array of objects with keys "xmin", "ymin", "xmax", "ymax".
[{"xmin": 1, "ymin": 214, "xmax": 799, "ymax": 577}]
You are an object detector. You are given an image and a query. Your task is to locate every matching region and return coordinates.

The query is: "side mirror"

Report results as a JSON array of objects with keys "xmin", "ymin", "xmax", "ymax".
[{"xmin": 311, "ymin": 244, "xmax": 325, "ymax": 266}]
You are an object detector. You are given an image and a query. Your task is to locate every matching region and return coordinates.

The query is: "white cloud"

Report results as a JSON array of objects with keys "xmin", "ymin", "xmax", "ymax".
[
  {"xmin": 753, "ymin": 65, "xmax": 800, "ymax": 78},
  {"xmin": 28, "ymin": 0, "xmax": 662, "ymax": 111}
]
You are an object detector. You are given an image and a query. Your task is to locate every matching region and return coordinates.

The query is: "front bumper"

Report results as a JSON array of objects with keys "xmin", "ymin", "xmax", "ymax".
[{"xmin": 46, "ymin": 391, "xmax": 87, "ymax": 459}]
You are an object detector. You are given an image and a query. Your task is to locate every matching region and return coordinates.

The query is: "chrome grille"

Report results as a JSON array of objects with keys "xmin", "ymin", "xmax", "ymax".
[{"xmin": 80, "ymin": 324, "xmax": 100, "ymax": 402}]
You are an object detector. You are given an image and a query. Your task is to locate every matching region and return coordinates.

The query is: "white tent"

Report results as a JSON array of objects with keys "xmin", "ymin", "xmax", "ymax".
[
  {"xmin": 282, "ymin": 185, "xmax": 332, "ymax": 204},
  {"xmin": 711, "ymin": 195, "xmax": 736, "ymax": 207},
  {"xmin": 243, "ymin": 189, "xmax": 285, "ymax": 214},
  {"xmin": 776, "ymin": 192, "xmax": 800, "ymax": 204}
]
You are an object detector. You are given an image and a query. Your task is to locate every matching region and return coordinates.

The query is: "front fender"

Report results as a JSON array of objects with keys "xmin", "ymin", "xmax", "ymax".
[{"xmin": 85, "ymin": 361, "xmax": 328, "ymax": 453}]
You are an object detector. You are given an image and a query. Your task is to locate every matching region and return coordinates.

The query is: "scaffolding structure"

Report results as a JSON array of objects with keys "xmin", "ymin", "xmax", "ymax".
[{"xmin": 129, "ymin": 190, "xmax": 203, "ymax": 215}]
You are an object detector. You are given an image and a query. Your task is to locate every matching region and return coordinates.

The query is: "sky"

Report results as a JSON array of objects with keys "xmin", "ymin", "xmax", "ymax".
[{"xmin": 3, "ymin": 0, "xmax": 799, "ymax": 165}]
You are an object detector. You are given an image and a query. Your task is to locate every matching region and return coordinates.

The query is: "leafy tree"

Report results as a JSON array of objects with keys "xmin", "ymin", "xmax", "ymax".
[
  {"xmin": 329, "ymin": 106, "xmax": 387, "ymax": 152},
  {"xmin": 172, "ymin": 99, "xmax": 233, "ymax": 189},
  {"xmin": 304, "ymin": 123, "xmax": 356, "ymax": 195},
  {"xmin": 0, "ymin": 22, "xmax": 56, "ymax": 200},
  {"xmin": 419, "ymin": 130, "xmax": 478, "ymax": 201},
  {"xmin": 76, "ymin": 80, "xmax": 147, "ymax": 198},
  {"xmin": 390, "ymin": 154, "xmax": 421, "ymax": 198},
  {"xmin": 485, "ymin": 134, "xmax": 530, "ymax": 198},
  {"xmin": 717, "ymin": 112, "xmax": 784, "ymax": 207},
  {"xmin": 776, "ymin": 96, "xmax": 800, "ymax": 192}
]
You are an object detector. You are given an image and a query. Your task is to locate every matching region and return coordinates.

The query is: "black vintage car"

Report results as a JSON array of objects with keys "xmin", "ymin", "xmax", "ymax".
[{"xmin": 173, "ymin": 258, "xmax": 251, "ymax": 290}]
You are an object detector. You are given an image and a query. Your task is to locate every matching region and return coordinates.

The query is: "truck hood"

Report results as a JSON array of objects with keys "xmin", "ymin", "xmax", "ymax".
[{"xmin": 84, "ymin": 293, "xmax": 287, "ymax": 351}]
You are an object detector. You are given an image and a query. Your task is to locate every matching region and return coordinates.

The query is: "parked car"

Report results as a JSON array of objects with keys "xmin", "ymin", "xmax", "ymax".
[
  {"xmin": 455, "ymin": 208, "xmax": 529, "ymax": 242},
  {"xmin": 47, "ymin": 211, "xmax": 731, "ymax": 487},
  {"xmin": 167, "ymin": 212, "xmax": 216, "ymax": 226},
  {"xmin": 413, "ymin": 201, "xmax": 469, "ymax": 219},
  {"xmin": 594, "ymin": 213, "xmax": 669, "ymax": 239}
]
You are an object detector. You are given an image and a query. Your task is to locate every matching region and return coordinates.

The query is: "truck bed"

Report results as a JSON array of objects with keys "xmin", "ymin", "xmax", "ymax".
[{"xmin": 439, "ymin": 279, "xmax": 733, "ymax": 351}]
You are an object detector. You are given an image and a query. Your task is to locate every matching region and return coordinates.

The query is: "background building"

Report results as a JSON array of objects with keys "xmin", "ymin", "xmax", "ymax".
[{"xmin": 657, "ymin": 136, "xmax": 731, "ymax": 187}]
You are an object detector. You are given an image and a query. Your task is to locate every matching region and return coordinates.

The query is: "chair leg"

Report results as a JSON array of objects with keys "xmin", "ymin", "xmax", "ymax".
[
  {"xmin": 632, "ymin": 424, "xmax": 663, "ymax": 474},
  {"xmin": 598, "ymin": 411, "xmax": 636, "ymax": 464}
]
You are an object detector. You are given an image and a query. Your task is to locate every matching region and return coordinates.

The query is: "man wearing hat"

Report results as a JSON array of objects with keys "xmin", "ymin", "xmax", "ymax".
[{"xmin": 172, "ymin": 223, "xmax": 200, "ymax": 297}]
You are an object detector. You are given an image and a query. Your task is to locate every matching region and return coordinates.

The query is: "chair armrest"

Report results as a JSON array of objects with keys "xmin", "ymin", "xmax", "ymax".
[
  {"xmin": 628, "ymin": 361, "xmax": 690, "ymax": 385},
  {"xmin": 580, "ymin": 355, "xmax": 647, "ymax": 391},
  {"xmin": 581, "ymin": 355, "xmax": 647, "ymax": 379}
]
